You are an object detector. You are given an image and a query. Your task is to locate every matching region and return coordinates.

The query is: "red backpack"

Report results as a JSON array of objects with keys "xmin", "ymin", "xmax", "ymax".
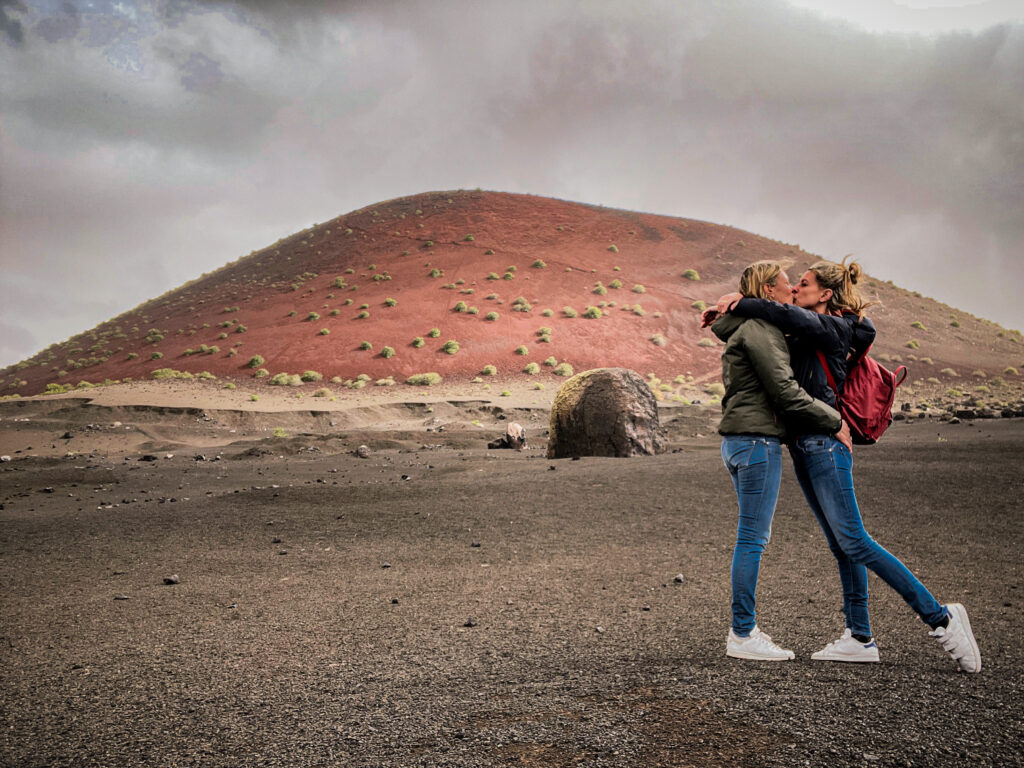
[{"xmin": 816, "ymin": 348, "xmax": 908, "ymax": 445}]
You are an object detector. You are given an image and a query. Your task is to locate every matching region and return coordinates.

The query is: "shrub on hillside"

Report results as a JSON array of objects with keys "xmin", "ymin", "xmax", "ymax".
[
  {"xmin": 381, "ymin": 346, "xmax": 395, "ymax": 358},
  {"xmin": 407, "ymin": 372, "xmax": 442, "ymax": 386},
  {"xmin": 300, "ymin": 370, "xmax": 323, "ymax": 382},
  {"xmin": 553, "ymin": 363, "xmax": 573, "ymax": 377},
  {"xmin": 442, "ymin": 340, "xmax": 460, "ymax": 355},
  {"xmin": 682, "ymin": 269, "xmax": 700, "ymax": 281}
]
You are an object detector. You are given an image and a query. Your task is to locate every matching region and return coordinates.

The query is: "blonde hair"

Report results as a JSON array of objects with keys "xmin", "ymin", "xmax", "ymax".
[
  {"xmin": 808, "ymin": 255, "xmax": 877, "ymax": 317},
  {"xmin": 738, "ymin": 260, "xmax": 784, "ymax": 300}
]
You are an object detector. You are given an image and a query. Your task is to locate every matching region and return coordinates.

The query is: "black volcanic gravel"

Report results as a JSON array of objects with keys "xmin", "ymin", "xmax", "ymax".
[{"xmin": 1, "ymin": 420, "xmax": 1022, "ymax": 767}]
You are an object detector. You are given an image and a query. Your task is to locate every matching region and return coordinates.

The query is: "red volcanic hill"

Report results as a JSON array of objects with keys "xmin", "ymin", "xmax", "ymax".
[{"xmin": 3, "ymin": 190, "xmax": 1022, "ymax": 397}]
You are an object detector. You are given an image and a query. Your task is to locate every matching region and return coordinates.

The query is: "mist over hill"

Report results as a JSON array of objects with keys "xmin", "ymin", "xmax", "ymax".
[{"xmin": 2, "ymin": 190, "xmax": 1021, "ymax": 399}]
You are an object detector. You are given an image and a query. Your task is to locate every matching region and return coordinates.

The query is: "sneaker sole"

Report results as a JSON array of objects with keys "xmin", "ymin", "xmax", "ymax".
[
  {"xmin": 947, "ymin": 603, "xmax": 982, "ymax": 673},
  {"xmin": 726, "ymin": 649, "xmax": 795, "ymax": 661},
  {"xmin": 810, "ymin": 652, "xmax": 879, "ymax": 663}
]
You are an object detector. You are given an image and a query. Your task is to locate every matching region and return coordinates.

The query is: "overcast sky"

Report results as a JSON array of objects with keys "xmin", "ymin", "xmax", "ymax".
[{"xmin": 2, "ymin": 0, "xmax": 1022, "ymax": 368}]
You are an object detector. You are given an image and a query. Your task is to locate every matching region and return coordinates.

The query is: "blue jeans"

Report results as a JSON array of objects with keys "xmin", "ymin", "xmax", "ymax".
[
  {"xmin": 789, "ymin": 435, "xmax": 947, "ymax": 633},
  {"xmin": 722, "ymin": 435, "xmax": 783, "ymax": 637}
]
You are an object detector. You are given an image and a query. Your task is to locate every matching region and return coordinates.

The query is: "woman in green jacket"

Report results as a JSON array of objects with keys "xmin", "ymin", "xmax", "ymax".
[{"xmin": 712, "ymin": 261, "xmax": 851, "ymax": 661}]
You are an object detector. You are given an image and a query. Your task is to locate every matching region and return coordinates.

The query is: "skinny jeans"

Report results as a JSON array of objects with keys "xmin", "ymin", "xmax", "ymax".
[
  {"xmin": 789, "ymin": 434, "xmax": 947, "ymax": 635},
  {"xmin": 721, "ymin": 435, "xmax": 783, "ymax": 637}
]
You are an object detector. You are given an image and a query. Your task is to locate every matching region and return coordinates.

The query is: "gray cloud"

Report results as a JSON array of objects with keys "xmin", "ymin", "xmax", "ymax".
[{"xmin": 2, "ymin": 0, "xmax": 1023, "ymax": 367}]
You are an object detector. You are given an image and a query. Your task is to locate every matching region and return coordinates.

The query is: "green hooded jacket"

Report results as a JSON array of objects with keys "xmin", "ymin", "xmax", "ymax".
[{"xmin": 712, "ymin": 314, "xmax": 841, "ymax": 439}]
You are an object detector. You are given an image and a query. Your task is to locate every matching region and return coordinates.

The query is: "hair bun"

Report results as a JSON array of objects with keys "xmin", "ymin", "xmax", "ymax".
[{"xmin": 846, "ymin": 260, "xmax": 862, "ymax": 285}]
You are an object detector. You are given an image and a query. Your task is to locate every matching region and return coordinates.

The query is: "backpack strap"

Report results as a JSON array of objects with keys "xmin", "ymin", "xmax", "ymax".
[{"xmin": 815, "ymin": 349, "xmax": 840, "ymax": 400}]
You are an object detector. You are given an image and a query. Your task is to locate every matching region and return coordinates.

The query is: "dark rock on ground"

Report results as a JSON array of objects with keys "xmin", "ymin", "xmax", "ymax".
[{"xmin": 547, "ymin": 368, "xmax": 666, "ymax": 458}]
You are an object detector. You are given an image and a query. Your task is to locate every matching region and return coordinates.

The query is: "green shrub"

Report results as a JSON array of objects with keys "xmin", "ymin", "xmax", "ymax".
[
  {"xmin": 481, "ymin": 364, "xmax": 497, "ymax": 376},
  {"xmin": 463, "ymin": 234, "xmax": 474, "ymax": 241},
  {"xmin": 483, "ymin": 311, "xmax": 499, "ymax": 321},
  {"xmin": 607, "ymin": 244, "xmax": 618, "ymax": 252},
  {"xmin": 454, "ymin": 301, "xmax": 468, "ymax": 313},
  {"xmin": 428, "ymin": 328, "xmax": 440, "ymax": 338},
  {"xmin": 248, "ymin": 355, "xmax": 265, "ymax": 368},
  {"xmin": 269, "ymin": 373, "xmax": 303, "ymax": 387},
  {"xmin": 532, "ymin": 259, "xmax": 546, "ymax": 268},
  {"xmin": 650, "ymin": 334, "xmax": 667, "ymax": 347},
  {"xmin": 218, "ymin": 333, "xmax": 228, "ymax": 340},
  {"xmin": 1005, "ymin": 366, "xmax": 1019, "ymax": 376},
  {"xmin": 330, "ymin": 309, "xmax": 340, "ymax": 316},
  {"xmin": 534, "ymin": 383, "xmax": 545, "ymax": 391},
  {"xmin": 543, "ymin": 356, "xmax": 558, "ymax": 367},
  {"xmin": 945, "ymin": 388, "xmax": 964, "ymax": 397},
  {"xmin": 524, "ymin": 362, "xmax": 540, "ymax": 375},
  {"xmin": 704, "ymin": 382, "xmax": 726, "ymax": 397},
  {"xmin": 360, "ymin": 341, "xmax": 372, "ymax": 351},
  {"xmin": 249, "ymin": 394, "xmax": 259, "ymax": 401},
  {"xmin": 344, "ymin": 299, "xmax": 353, "ymax": 306},
  {"xmin": 385, "ymin": 297, "xmax": 397, "ymax": 307},
  {"xmin": 632, "ymin": 284, "xmax": 646, "ymax": 293},
  {"xmin": 563, "ymin": 306, "xmax": 578, "ymax": 318},
  {"xmin": 541, "ymin": 309, "xmax": 554, "ymax": 317},
  {"xmin": 515, "ymin": 345, "xmax": 528, "ymax": 355},
  {"xmin": 906, "ymin": 339, "xmax": 920, "ymax": 349},
  {"xmin": 429, "ymin": 268, "xmax": 443, "ymax": 278},
  {"xmin": 301, "ymin": 370, "xmax": 323, "ymax": 382},
  {"xmin": 306, "ymin": 312, "xmax": 320, "ymax": 321},
  {"xmin": 407, "ymin": 372, "xmax": 442, "ymax": 386},
  {"xmin": 682, "ymin": 269, "xmax": 700, "ymax": 281},
  {"xmin": 224, "ymin": 382, "xmax": 237, "ymax": 390},
  {"xmin": 357, "ymin": 311, "xmax": 370, "ymax": 319},
  {"xmin": 502, "ymin": 272, "xmax": 514, "ymax": 280},
  {"xmin": 593, "ymin": 282, "xmax": 607, "ymax": 295},
  {"xmin": 940, "ymin": 367, "xmax": 958, "ymax": 377},
  {"xmin": 911, "ymin": 320, "xmax": 926, "ymax": 330},
  {"xmin": 500, "ymin": 390, "xmax": 511, "ymax": 397},
  {"xmin": 273, "ymin": 427, "xmax": 288, "ymax": 438},
  {"xmin": 583, "ymin": 306, "xmax": 602, "ymax": 319},
  {"xmin": 359, "ymin": 303, "xmax": 369, "ymax": 309},
  {"xmin": 950, "ymin": 319, "xmax": 961, "ymax": 328},
  {"xmin": 151, "ymin": 368, "xmax": 194, "ymax": 380},
  {"xmin": 197, "ymin": 371, "xmax": 216, "ymax": 380},
  {"xmin": 333, "ymin": 276, "xmax": 347, "ymax": 288},
  {"xmin": 553, "ymin": 363, "xmax": 573, "ymax": 377},
  {"xmin": 288, "ymin": 310, "xmax": 297, "ymax": 316},
  {"xmin": 381, "ymin": 346, "xmax": 395, "ymax": 358},
  {"xmin": 486, "ymin": 293, "xmax": 499, "ymax": 300},
  {"xmin": 698, "ymin": 338, "xmax": 715, "ymax": 347},
  {"xmin": 376, "ymin": 377, "xmax": 396, "ymax": 387},
  {"xmin": 919, "ymin": 357, "xmax": 933, "ymax": 365},
  {"xmin": 691, "ymin": 300, "xmax": 707, "ymax": 311},
  {"xmin": 442, "ymin": 339, "xmax": 460, "ymax": 354},
  {"xmin": 235, "ymin": 325, "xmax": 247, "ymax": 334},
  {"xmin": 313, "ymin": 387, "xmax": 331, "ymax": 397},
  {"xmin": 632, "ymin": 305, "xmax": 646, "ymax": 317},
  {"xmin": 319, "ymin": 328, "xmax": 330, "ymax": 335},
  {"xmin": 412, "ymin": 337, "xmax": 425, "ymax": 348}
]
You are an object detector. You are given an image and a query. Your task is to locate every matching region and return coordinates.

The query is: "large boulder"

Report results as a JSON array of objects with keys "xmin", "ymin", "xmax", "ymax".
[{"xmin": 547, "ymin": 368, "xmax": 666, "ymax": 458}]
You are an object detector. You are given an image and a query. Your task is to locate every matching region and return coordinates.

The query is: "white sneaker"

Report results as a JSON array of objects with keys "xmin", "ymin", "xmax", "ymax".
[
  {"xmin": 930, "ymin": 603, "xmax": 981, "ymax": 673},
  {"xmin": 727, "ymin": 626, "xmax": 795, "ymax": 661},
  {"xmin": 811, "ymin": 628, "xmax": 880, "ymax": 663}
]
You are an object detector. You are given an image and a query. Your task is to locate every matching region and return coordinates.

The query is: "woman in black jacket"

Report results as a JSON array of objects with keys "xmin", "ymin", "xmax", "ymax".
[{"xmin": 710, "ymin": 258, "xmax": 980, "ymax": 672}]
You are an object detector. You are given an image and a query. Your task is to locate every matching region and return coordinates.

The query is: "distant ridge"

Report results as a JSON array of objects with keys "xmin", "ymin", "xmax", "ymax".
[{"xmin": 2, "ymin": 189, "xmax": 1021, "ymax": 397}]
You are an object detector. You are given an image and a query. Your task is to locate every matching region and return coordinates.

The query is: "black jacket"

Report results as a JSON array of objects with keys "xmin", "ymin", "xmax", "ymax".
[{"xmin": 726, "ymin": 299, "xmax": 876, "ymax": 407}]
